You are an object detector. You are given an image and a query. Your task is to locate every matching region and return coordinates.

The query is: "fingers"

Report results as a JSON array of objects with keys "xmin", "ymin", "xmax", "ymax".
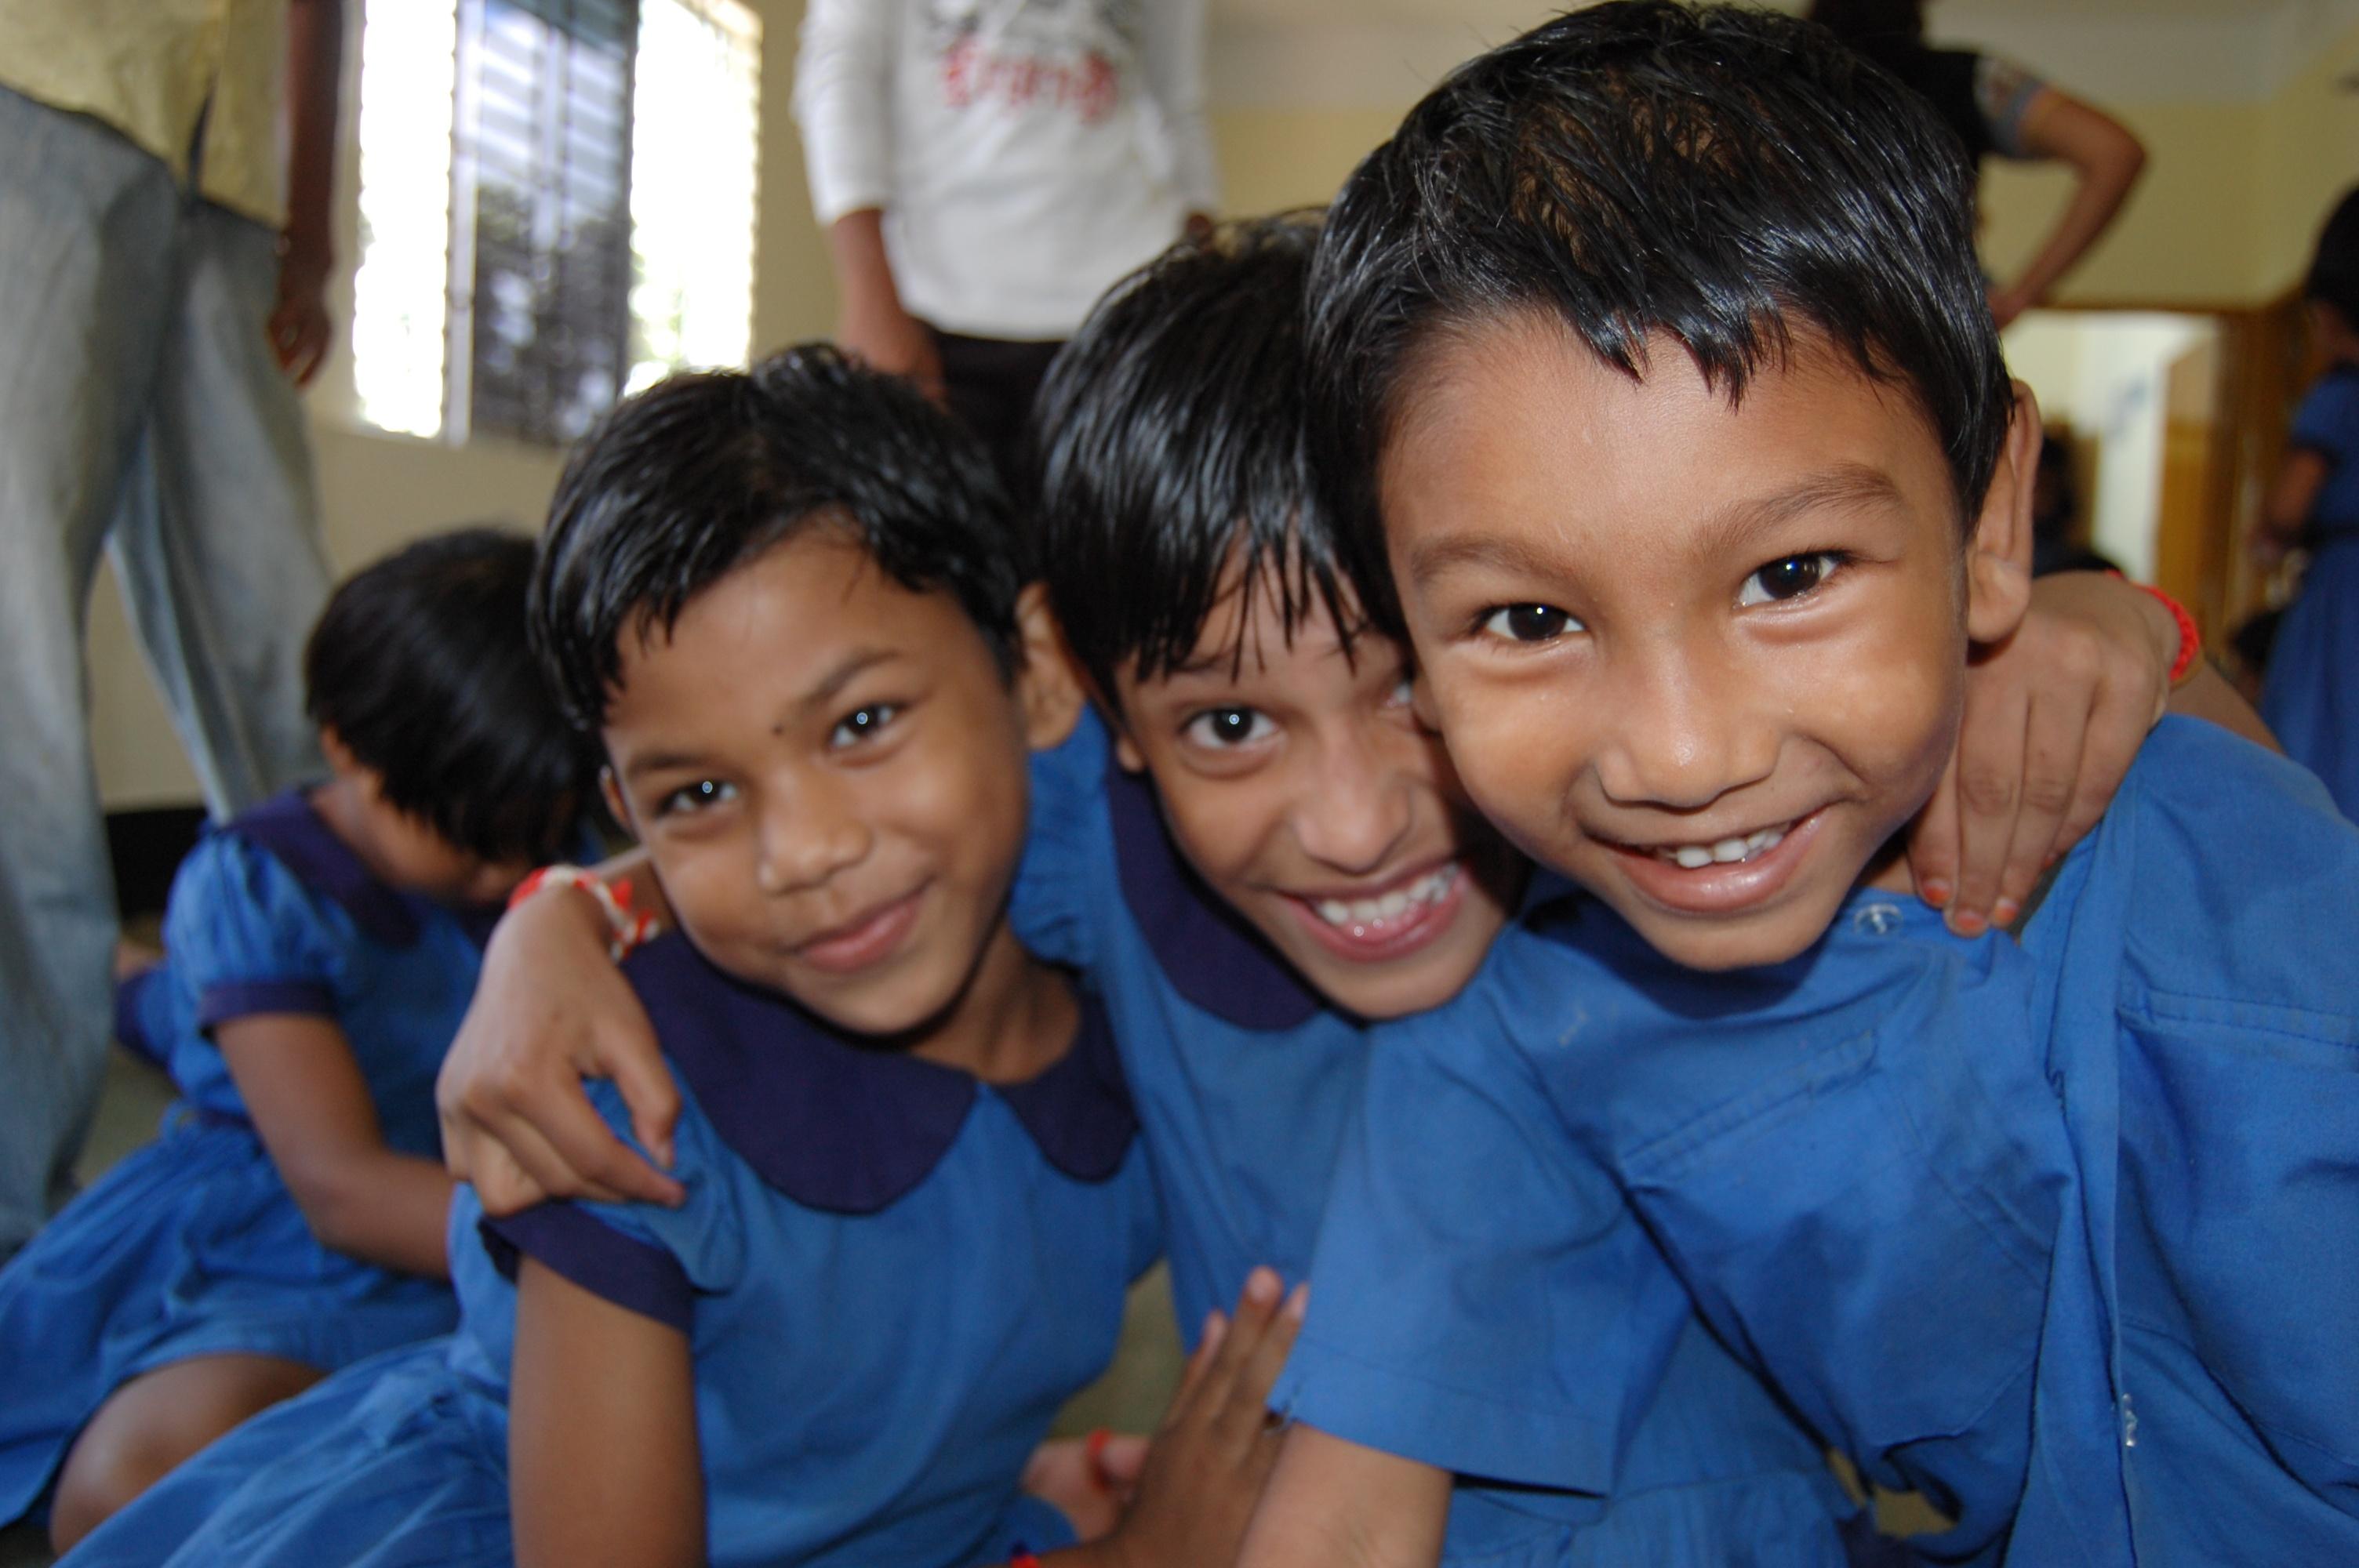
[
  {"xmin": 1941, "ymin": 672, "xmax": 2032, "ymax": 935},
  {"xmin": 2054, "ymin": 655, "xmax": 2150, "ymax": 866},
  {"xmin": 1906, "ymin": 753, "xmax": 1961, "ymax": 918},
  {"xmin": 1092, "ymin": 1430, "xmax": 1151, "ymax": 1492},
  {"xmin": 1994, "ymin": 685, "xmax": 2092, "ymax": 920},
  {"xmin": 599, "ymin": 1013, "xmax": 685, "ymax": 1173}
]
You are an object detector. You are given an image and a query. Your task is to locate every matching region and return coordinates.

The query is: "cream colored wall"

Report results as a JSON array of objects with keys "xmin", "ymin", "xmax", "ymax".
[
  {"xmin": 91, "ymin": 0, "xmax": 828, "ymax": 808},
  {"xmin": 89, "ymin": 7, "xmax": 2359, "ymax": 806}
]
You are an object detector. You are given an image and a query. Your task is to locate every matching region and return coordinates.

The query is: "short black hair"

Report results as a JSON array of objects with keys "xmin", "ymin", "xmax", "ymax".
[
  {"xmin": 1030, "ymin": 215, "xmax": 1361, "ymax": 704},
  {"xmin": 1805, "ymin": 0, "xmax": 1925, "ymax": 51},
  {"xmin": 2306, "ymin": 185, "xmax": 2359, "ymax": 327},
  {"xmin": 1307, "ymin": 0, "xmax": 2012, "ymax": 634},
  {"xmin": 532, "ymin": 343, "xmax": 1025, "ymax": 733},
  {"xmin": 306, "ymin": 528, "xmax": 589, "ymax": 864}
]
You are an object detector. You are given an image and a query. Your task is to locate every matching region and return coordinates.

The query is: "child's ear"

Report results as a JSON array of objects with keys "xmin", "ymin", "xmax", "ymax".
[
  {"xmin": 598, "ymin": 765, "xmax": 634, "ymax": 836},
  {"xmin": 1010, "ymin": 583, "xmax": 1087, "ymax": 752},
  {"xmin": 1964, "ymin": 380, "xmax": 2040, "ymax": 646},
  {"xmin": 319, "ymin": 725, "xmax": 359, "ymax": 779}
]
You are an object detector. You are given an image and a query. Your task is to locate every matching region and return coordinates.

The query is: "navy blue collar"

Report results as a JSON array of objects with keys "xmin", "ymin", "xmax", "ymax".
[
  {"xmin": 622, "ymin": 934, "xmax": 1139, "ymax": 1214},
  {"xmin": 225, "ymin": 789, "xmax": 505, "ymax": 949},
  {"xmin": 1105, "ymin": 754, "xmax": 1326, "ymax": 1033}
]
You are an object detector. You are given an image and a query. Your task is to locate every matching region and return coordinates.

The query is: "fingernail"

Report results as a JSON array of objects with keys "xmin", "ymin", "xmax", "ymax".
[
  {"xmin": 1947, "ymin": 909, "xmax": 1988, "ymax": 938},
  {"xmin": 1200, "ymin": 1309, "xmax": 1224, "ymax": 1343},
  {"xmin": 1918, "ymin": 878, "xmax": 1952, "ymax": 909},
  {"xmin": 1285, "ymin": 1283, "xmax": 1310, "ymax": 1321},
  {"xmin": 1991, "ymin": 898, "xmax": 2020, "ymax": 928},
  {"xmin": 1245, "ymin": 1267, "xmax": 1281, "ymax": 1305}
]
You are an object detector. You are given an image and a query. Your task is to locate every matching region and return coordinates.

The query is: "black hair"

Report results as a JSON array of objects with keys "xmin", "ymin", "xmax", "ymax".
[
  {"xmin": 2306, "ymin": 186, "xmax": 2359, "ymax": 328},
  {"xmin": 1806, "ymin": 0, "xmax": 1926, "ymax": 53},
  {"xmin": 1029, "ymin": 214, "xmax": 1361, "ymax": 705},
  {"xmin": 531, "ymin": 343, "xmax": 1026, "ymax": 733},
  {"xmin": 305, "ymin": 527, "xmax": 589, "ymax": 864},
  {"xmin": 1307, "ymin": 0, "xmax": 2013, "ymax": 634}
]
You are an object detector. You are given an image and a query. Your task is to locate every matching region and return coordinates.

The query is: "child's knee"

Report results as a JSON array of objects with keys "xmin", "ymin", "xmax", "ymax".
[{"xmin": 49, "ymin": 1417, "xmax": 186, "ymax": 1552}]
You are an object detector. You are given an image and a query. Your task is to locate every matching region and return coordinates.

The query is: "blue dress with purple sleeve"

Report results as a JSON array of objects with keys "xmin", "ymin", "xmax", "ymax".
[
  {"xmin": 2262, "ymin": 361, "xmax": 2359, "ymax": 819},
  {"xmin": 0, "ymin": 789, "xmax": 483, "ymax": 1530},
  {"xmin": 1282, "ymin": 718, "xmax": 2359, "ymax": 1566},
  {"xmin": 62, "ymin": 930, "xmax": 1161, "ymax": 1568},
  {"xmin": 1010, "ymin": 710, "xmax": 1860, "ymax": 1566}
]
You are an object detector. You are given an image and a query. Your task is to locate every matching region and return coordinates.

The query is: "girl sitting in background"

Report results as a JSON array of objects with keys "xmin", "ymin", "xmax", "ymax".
[{"xmin": 0, "ymin": 528, "xmax": 589, "ymax": 1553}]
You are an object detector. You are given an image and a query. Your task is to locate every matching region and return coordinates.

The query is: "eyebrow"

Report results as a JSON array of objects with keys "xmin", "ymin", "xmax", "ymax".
[
  {"xmin": 1404, "ymin": 463, "xmax": 1910, "ymax": 589},
  {"xmin": 619, "ymin": 647, "xmax": 903, "ymax": 784}
]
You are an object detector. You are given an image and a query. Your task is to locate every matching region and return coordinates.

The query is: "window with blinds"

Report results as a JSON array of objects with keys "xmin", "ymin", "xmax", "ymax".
[{"xmin": 351, "ymin": 0, "xmax": 760, "ymax": 446}]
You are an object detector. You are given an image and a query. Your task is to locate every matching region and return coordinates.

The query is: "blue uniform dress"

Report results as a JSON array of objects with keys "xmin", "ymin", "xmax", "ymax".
[
  {"xmin": 2262, "ymin": 362, "xmax": 2359, "ymax": 818},
  {"xmin": 65, "ymin": 930, "xmax": 1163, "ymax": 1568},
  {"xmin": 1013, "ymin": 711, "xmax": 1859, "ymax": 1566},
  {"xmin": 0, "ymin": 789, "xmax": 482, "ymax": 1527},
  {"xmin": 1285, "ymin": 717, "xmax": 2359, "ymax": 1568}
]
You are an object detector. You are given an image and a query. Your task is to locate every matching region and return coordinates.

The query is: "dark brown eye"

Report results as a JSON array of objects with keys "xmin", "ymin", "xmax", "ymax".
[
  {"xmin": 1739, "ymin": 554, "xmax": 1837, "ymax": 606},
  {"xmin": 1480, "ymin": 604, "xmax": 1575, "ymax": 642}
]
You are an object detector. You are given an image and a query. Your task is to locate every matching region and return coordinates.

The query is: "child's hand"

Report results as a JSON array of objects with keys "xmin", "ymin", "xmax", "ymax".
[
  {"xmin": 435, "ymin": 886, "xmax": 685, "ymax": 1213},
  {"xmin": 1909, "ymin": 569, "xmax": 2172, "ymax": 935},
  {"xmin": 1078, "ymin": 1267, "xmax": 1307, "ymax": 1568},
  {"xmin": 1022, "ymin": 1431, "xmax": 1150, "ymax": 1541}
]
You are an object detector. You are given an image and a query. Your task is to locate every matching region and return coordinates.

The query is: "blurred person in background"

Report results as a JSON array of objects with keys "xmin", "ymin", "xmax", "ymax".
[
  {"xmin": 1810, "ymin": 0, "xmax": 2146, "ymax": 328},
  {"xmin": 0, "ymin": 0, "xmax": 343, "ymax": 1261},
  {"xmin": 2252, "ymin": 186, "xmax": 2359, "ymax": 819},
  {"xmin": 795, "ymin": 0, "xmax": 1218, "ymax": 483}
]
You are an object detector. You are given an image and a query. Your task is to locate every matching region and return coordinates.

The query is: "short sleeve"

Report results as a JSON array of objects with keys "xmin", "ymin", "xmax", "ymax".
[
  {"xmin": 1011, "ymin": 709, "xmax": 1116, "ymax": 971},
  {"xmin": 1274, "ymin": 1004, "xmax": 1694, "ymax": 1494},
  {"xmin": 2289, "ymin": 373, "xmax": 2359, "ymax": 466},
  {"xmin": 1973, "ymin": 53, "xmax": 2049, "ymax": 159},
  {"xmin": 161, "ymin": 831, "xmax": 343, "ymax": 1032},
  {"xmin": 481, "ymin": 1079, "xmax": 747, "ymax": 1334}
]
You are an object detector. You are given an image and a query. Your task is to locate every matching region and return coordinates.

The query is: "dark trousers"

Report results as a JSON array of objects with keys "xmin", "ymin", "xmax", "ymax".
[{"xmin": 932, "ymin": 328, "xmax": 1065, "ymax": 495}]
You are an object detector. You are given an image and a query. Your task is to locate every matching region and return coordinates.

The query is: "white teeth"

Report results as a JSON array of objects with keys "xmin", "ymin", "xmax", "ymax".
[
  {"xmin": 1308, "ymin": 863, "xmax": 1461, "ymax": 929},
  {"xmin": 1656, "ymin": 822, "xmax": 1794, "ymax": 869}
]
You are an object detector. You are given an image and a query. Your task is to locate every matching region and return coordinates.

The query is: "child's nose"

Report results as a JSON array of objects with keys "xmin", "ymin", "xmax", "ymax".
[
  {"xmin": 1594, "ymin": 642, "xmax": 1777, "ymax": 811},
  {"xmin": 754, "ymin": 779, "xmax": 874, "ymax": 894},
  {"xmin": 1292, "ymin": 737, "xmax": 1416, "ymax": 876}
]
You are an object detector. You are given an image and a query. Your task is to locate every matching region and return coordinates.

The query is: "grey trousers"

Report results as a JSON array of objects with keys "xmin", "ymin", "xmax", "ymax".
[{"xmin": 0, "ymin": 86, "xmax": 330, "ymax": 1250}]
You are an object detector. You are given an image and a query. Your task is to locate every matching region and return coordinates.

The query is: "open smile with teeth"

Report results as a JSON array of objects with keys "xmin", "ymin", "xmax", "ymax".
[
  {"xmin": 1310, "ymin": 862, "xmax": 1461, "ymax": 931},
  {"xmin": 1651, "ymin": 822, "xmax": 1793, "ymax": 869}
]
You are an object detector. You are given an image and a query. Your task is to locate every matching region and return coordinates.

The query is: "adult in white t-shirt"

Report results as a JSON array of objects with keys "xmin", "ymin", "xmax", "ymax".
[{"xmin": 796, "ymin": 0, "xmax": 1218, "ymax": 477}]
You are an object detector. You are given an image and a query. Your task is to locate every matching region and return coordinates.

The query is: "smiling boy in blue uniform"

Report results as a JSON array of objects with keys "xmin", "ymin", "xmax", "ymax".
[
  {"xmin": 58, "ymin": 349, "xmax": 1299, "ymax": 1568},
  {"xmin": 1240, "ymin": 6, "xmax": 2359, "ymax": 1566}
]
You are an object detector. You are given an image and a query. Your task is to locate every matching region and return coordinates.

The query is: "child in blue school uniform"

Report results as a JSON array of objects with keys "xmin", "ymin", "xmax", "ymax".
[
  {"xmin": 2256, "ymin": 185, "xmax": 2359, "ymax": 818},
  {"xmin": 1241, "ymin": 7, "xmax": 2359, "ymax": 1566},
  {"xmin": 0, "ymin": 528, "xmax": 588, "ymax": 1555},
  {"xmin": 64, "ymin": 348, "xmax": 1299, "ymax": 1568},
  {"xmin": 431, "ymin": 220, "xmax": 2202, "ymax": 1564}
]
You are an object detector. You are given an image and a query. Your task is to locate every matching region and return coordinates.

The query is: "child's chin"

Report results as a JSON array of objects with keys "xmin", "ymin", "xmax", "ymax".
[{"xmin": 1620, "ymin": 899, "xmax": 1830, "ymax": 974}]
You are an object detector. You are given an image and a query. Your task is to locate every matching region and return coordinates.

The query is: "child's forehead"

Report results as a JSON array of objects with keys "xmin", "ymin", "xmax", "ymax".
[{"xmin": 1378, "ymin": 314, "xmax": 1967, "ymax": 564}]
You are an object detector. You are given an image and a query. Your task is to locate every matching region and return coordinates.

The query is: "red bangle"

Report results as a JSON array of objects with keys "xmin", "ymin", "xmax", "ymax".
[
  {"xmin": 1007, "ymin": 1550, "xmax": 1042, "ymax": 1568},
  {"xmin": 2136, "ymin": 583, "xmax": 2202, "ymax": 685}
]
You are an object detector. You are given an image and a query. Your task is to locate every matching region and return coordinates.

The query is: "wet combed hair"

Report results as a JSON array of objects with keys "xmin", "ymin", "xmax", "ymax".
[
  {"xmin": 531, "ymin": 343, "xmax": 1026, "ymax": 733},
  {"xmin": 1306, "ymin": 0, "xmax": 2014, "ymax": 634},
  {"xmin": 305, "ymin": 528, "xmax": 590, "ymax": 864},
  {"xmin": 1029, "ymin": 214, "xmax": 1360, "ymax": 705},
  {"xmin": 2306, "ymin": 186, "xmax": 2359, "ymax": 327}
]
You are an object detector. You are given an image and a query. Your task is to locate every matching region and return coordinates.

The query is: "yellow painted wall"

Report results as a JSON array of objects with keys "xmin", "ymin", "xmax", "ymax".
[
  {"xmin": 1210, "ymin": 105, "xmax": 1401, "ymax": 216},
  {"xmin": 2255, "ymin": 23, "xmax": 2359, "ymax": 300},
  {"xmin": 93, "ymin": 0, "xmax": 829, "ymax": 805}
]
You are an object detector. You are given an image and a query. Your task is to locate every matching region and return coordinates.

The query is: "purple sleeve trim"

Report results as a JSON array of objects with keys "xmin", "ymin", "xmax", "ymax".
[
  {"xmin": 480, "ymin": 1206, "xmax": 695, "ymax": 1334},
  {"xmin": 197, "ymin": 979, "xmax": 338, "ymax": 1031},
  {"xmin": 114, "ymin": 968, "xmax": 169, "ymax": 1069}
]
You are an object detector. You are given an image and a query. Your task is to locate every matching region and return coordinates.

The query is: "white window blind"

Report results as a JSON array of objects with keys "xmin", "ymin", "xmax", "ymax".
[{"xmin": 351, "ymin": 0, "xmax": 761, "ymax": 445}]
